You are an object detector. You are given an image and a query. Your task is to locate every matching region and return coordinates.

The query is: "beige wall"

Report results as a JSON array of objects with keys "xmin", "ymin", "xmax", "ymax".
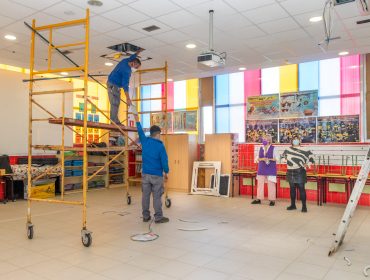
[{"xmin": 0, "ymin": 69, "xmax": 73, "ymax": 155}]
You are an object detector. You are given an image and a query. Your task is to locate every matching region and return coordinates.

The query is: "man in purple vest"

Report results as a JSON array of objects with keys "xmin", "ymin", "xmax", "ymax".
[{"xmin": 252, "ymin": 134, "xmax": 277, "ymax": 206}]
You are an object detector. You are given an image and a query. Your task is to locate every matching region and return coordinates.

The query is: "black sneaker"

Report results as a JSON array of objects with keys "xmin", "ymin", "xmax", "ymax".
[
  {"xmin": 302, "ymin": 206, "xmax": 307, "ymax": 213},
  {"xmin": 251, "ymin": 199, "xmax": 261, "ymax": 205},
  {"xmin": 269, "ymin": 201, "xmax": 275, "ymax": 206},
  {"xmin": 143, "ymin": 216, "xmax": 151, "ymax": 222},
  {"xmin": 287, "ymin": 205, "xmax": 297, "ymax": 210},
  {"xmin": 155, "ymin": 217, "xmax": 169, "ymax": 224}
]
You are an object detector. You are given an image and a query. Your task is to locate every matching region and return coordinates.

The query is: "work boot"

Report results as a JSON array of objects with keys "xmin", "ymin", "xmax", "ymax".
[
  {"xmin": 143, "ymin": 216, "xmax": 151, "ymax": 222},
  {"xmin": 287, "ymin": 205, "xmax": 297, "ymax": 210},
  {"xmin": 155, "ymin": 217, "xmax": 169, "ymax": 224},
  {"xmin": 269, "ymin": 201, "xmax": 275, "ymax": 206},
  {"xmin": 251, "ymin": 199, "xmax": 261, "ymax": 204}
]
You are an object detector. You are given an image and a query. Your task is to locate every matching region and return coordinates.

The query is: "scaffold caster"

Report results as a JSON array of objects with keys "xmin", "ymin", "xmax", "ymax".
[
  {"xmin": 27, "ymin": 223, "xmax": 34, "ymax": 239},
  {"xmin": 81, "ymin": 229, "xmax": 92, "ymax": 247},
  {"xmin": 165, "ymin": 198, "xmax": 171, "ymax": 208},
  {"xmin": 127, "ymin": 195, "xmax": 132, "ymax": 205}
]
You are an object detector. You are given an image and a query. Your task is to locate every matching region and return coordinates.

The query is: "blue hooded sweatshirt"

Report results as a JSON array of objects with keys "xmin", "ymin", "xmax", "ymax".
[
  {"xmin": 136, "ymin": 122, "xmax": 169, "ymax": 177},
  {"xmin": 107, "ymin": 53, "xmax": 137, "ymax": 92}
]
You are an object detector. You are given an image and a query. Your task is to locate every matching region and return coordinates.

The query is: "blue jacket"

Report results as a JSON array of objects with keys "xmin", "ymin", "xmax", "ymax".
[
  {"xmin": 136, "ymin": 122, "xmax": 169, "ymax": 177},
  {"xmin": 107, "ymin": 53, "xmax": 137, "ymax": 92}
]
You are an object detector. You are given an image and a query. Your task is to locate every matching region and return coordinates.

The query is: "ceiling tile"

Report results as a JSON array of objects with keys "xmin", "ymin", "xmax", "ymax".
[
  {"xmin": 242, "ymin": 3, "xmax": 290, "ymax": 24},
  {"xmin": 342, "ymin": 16, "xmax": 370, "ymax": 30},
  {"xmin": 293, "ymin": 10, "xmax": 324, "ymax": 27},
  {"xmin": 334, "ymin": 2, "xmax": 361, "ymax": 19},
  {"xmin": 153, "ymin": 30, "xmax": 190, "ymax": 44},
  {"xmin": 101, "ymin": 5, "xmax": 149, "ymax": 25},
  {"xmin": 225, "ymin": 0, "xmax": 276, "ymax": 12},
  {"xmin": 0, "ymin": 15, "xmax": 14, "ymax": 29},
  {"xmin": 229, "ymin": 25, "xmax": 266, "ymax": 40},
  {"xmin": 107, "ymin": 27, "xmax": 146, "ymax": 42},
  {"xmin": 187, "ymin": 0, "xmax": 238, "ymax": 18},
  {"xmin": 279, "ymin": 0, "xmax": 325, "ymax": 16},
  {"xmin": 128, "ymin": 19, "xmax": 172, "ymax": 35},
  {"xmin": 90, "ymin": 15, "xmax": 122, "ymax": 34},
  {"xmin": 129, "ymin": 0, "xmax": 181, "ymax": 17},
  {"xmin": 157, "ymin": 10, "xmax": 204, "ymax": 29},
  {"xmin": 130, "ymin": 36, "xmax": 167, "ymax": 50},
  {"xmin": 214, "ymin": 13, "xmax": 253, "ymax": 31},
  {"xmin": 0, "ymin": 0, "xmax": 37, "ymax": 20},
  {"xmin": 259, "ymin": 17, "xmax": 299, "ymax": 34},
  {"xmin": 43, "ymin": 2, "xmax": 87, "ymax": 21},
  {"xmin": 66, "ymin": 0, "xmax": 123, "ymax": 14},
  {"xmin": 169, "ymin": 0, "xmax": 211, "ymax": 8},
  {"xmin": 11, "ymin": 0, "xmax": 62, "ymax": 10}
]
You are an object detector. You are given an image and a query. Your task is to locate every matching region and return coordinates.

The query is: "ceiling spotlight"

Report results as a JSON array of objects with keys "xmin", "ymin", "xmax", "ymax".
[
  {"xmin": 339, "ymin": 51, "xmax": 349, "ymax": 56},
  {"xmin": 186, "ymin": 43, "xmax": 197, "ymax": 49},
  {"xmin": 105, "ymin": 62, "xmax": 113, "ymax": 66},
  {"xmin": 167, "ymin": 78, "xmax": 173, "ymax": 82},
  {"xmin": 87, "ymin": 0, "xmax": 103, "ymax": 7},
  {"xmin": 309, "ymin": 16, "xmax": 323, "ymax": 23},
  {"xmin": 60, "ymin": 72, "xmax": 69, "ymax": 76},
  {"xmin": 238, "ymin": 67, "xmax": 246, "ymax": 71},
  {"xmin": 4, "ymin": 34, "xmax": 16, "ymax": 41}
]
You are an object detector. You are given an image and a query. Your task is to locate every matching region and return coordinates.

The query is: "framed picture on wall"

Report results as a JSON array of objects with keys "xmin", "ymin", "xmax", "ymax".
[
  {"xmin": 280, "ymin": 90, "xmax": 318, "ymax": 118},
  {"xmin": 173, "ymin": 110, "xmax": 197, "ymax": 131},
  {"xmin": 317, "ymin": 115, "xmax": 360, "ymax": 143},
  {"xmin": 247, "ymin": 94, "xmax": 279, "ymax": 120},
  {"xmin": 246, "ymin": 119, "xmax": 279, "ymax": 143},
  {"xmin": 279, "ymin": 117, "xmax": 317, "ymax": 143},
  {"xmin": 150, "ymin": 112, "xmax": 173, "ymax": 131}
]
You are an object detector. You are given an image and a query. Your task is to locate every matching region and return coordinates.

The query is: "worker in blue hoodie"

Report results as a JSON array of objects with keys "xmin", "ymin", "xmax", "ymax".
[
  {"xmin": 107, "ymin": 49, "xmax": 142, "ymax": 124},
  {"xmin": 131, "ymin": 105, "xmax": 169, "ymax": 223}
]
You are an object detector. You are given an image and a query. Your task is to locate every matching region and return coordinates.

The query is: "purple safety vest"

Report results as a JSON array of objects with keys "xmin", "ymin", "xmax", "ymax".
[{"xmin": 257, "ymin": 145, "xmax": 277, "ymax": 176}]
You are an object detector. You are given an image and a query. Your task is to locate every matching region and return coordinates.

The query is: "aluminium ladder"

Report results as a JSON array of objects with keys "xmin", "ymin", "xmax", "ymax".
[{"xmin": 328, "ymin": 147, "xmax": 370, "ymax": 256}]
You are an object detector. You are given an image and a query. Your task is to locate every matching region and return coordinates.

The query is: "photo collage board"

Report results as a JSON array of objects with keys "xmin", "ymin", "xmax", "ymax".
[{"xmin": 246, "ymin": 91, "xmax": 359, "ymax": 143}]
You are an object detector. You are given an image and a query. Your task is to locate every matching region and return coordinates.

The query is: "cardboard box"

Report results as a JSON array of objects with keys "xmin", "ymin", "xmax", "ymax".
[{"xmin": 0, "ymin": 169, "xmax": 5, "ymax": 176}]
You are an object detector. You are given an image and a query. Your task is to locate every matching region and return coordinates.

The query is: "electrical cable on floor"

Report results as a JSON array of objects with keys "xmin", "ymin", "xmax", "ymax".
[
  {"xmin": 131, "ymin": 218, "xmax": 159, "ymax": 242},
  {"xmin": 177, "ymin": 227, "xmax": 208, "ymax": 231}
]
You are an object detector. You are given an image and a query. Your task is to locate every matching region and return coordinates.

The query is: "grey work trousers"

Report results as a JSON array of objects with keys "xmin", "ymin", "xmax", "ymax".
[
  {"xmin": 107, "ymin": 82, "xmax": 121, "ymax": 124},
  {"xmin": 142, "ymin": 173, "xmax": 164, "ymax": 221}
]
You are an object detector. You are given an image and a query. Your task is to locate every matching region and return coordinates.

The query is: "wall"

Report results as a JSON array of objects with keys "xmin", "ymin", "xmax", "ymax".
[{"xmin": 0, "ymin": 69, "xmax": 73, "ymax": 155}]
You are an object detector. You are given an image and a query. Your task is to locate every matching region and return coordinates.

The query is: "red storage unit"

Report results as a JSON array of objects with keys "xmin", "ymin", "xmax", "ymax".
[{"xmin": 0, "ymin": 179, "xmax": 6, "ymax": 203}]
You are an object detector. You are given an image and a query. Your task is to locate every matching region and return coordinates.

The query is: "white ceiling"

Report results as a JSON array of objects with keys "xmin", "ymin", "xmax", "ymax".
[{"xmin": 0, "ymin": 0, "xmax": 369, "ymax": 82}]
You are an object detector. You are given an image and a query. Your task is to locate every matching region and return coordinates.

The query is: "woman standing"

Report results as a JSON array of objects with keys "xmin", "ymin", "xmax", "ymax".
[
  {"xmin": 282, "ymin": 136, "xmax": 315, "ymax": 213},
  {"xmin": 252, "ymin": 135, "xmax": 277, "ymax": 206}
]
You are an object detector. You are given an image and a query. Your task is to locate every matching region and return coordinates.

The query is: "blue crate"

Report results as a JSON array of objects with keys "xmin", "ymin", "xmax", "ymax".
[{"xmin": 72, "ymin": 160, "xmax": 83, "ymax": 166}]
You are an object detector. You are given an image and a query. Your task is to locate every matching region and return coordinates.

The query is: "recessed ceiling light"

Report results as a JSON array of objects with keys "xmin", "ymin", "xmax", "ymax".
[
  {"xmin": 339, "ymin": 51, "xmax": 349, "ymax": 56},
  {"xmin": 167, "ymin": 78, "xmax": 173, "ymax": 82},
  {"xmin": 60, "ymin": 72, "xmax": 69, "ymax": 76},
  {"xmin": 87, "ymin": 0, "xmax": 103, "ymax": 7},
  {"xmin": 309, "ymin": 16, "xmax": 323, "ymax": 23},
  {"xmin": 4, "ymin": 34, "xmax": 16, "ymax": 41},
  {"xmin": 186, "ymin": 43, "xmax": 197, "ymax": 49},
  {"xmin": 238, "ymin": 67, "xmax": 246, "ymax": 71},
  {"xmin": 64, "ymin": 10, "xmax": 75, "ymax": 16},
  {"xmin": 105, "ymin": 62, "xmax": 113, "ymax": 66}
]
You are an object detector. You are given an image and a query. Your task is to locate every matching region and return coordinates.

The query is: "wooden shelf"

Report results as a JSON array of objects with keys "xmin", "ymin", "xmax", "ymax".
[
  {"xmin": 65, "ymin": 165, "xmax": 105, "ymax": 169},
  {"xmin": 64, "ymin": 174, "xmax": 106, "ymax": 179},
  {"xmin": 109, "ymin": 173, "xmax": 124, "ymax": 176}
]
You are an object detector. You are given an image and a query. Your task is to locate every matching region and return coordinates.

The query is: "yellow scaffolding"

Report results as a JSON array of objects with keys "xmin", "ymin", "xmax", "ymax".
[
  {"xmin": 126, "ymin": 63, "xmax": 172, "ymax": 208},
  {"xmin": 26, "ymin": 9, "xmax": 136, "ymax": 247}
]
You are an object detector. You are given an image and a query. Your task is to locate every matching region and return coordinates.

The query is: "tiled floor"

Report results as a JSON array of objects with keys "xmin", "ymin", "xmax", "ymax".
[{"xmin": 0, "ymin": 187, "xmax": 369, "ymax": 280}]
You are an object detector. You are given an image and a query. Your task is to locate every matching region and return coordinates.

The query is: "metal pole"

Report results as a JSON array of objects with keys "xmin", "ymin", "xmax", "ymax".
[
  {"xmin": 61, "ymin": 92, "xmax": 65, "ymax": 200},
  {"xmin": 209, "ymin": 10, "xmax": 214, "ymax": 51}
]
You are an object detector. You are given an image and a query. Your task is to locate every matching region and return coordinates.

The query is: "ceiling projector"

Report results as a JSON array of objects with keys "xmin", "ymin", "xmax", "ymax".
[{"xmin": 197, "ymin": 10, "xmax": 226, "ymax": 68}]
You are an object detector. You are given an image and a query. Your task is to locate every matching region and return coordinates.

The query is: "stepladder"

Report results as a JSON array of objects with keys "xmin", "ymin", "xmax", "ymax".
[{"xmin": 328, "ymin": 147, "xmax": 370, "ymax": 256}]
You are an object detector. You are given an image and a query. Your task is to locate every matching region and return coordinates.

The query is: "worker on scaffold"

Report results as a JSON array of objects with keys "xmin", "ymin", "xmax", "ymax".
[{"xmin": 107, "ymin": 48, "xmax": 143, "ymax": 124}]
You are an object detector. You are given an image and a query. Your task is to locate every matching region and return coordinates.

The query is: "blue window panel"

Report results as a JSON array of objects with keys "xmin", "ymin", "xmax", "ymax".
[
  {"xmin": 141, "ymin": 113, "xmax": 150, "ymax": 129},
  {"xmin": 229, "ymin": 72, "xmax": 244, "ymax": 105},
  {"xmin": 141, "ymin": 85, "xmax": 151, "ymax": 111},
  {"xmin": 215, "ymin": 107, "xmax": 230, "ymax": 133},
  {"xmin": 215, "ymin": 74, "xmax": 229, "ymax": 106},
  {"xmin": 150, "ymin": 84, "xmax": 162, "ymax": 111},
  {"xmin": 299, "ymin": 61, "xmax": 319, "ymax": 91}
]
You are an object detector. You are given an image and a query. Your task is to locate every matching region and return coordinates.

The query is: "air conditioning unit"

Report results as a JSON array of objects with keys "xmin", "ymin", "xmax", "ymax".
[{"xmin": 357, "ymin": 0, "xmax": 370, "ymax": 15}]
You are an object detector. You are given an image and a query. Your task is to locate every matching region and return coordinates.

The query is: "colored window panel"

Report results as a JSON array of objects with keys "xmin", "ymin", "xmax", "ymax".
[
  {"xmin": 215, "ymin": 74, "xmax": 229, "ymax": 106},
  {"xmin": 299, "ymin": 61, "xmax": 319, "ymax": 91},
  {"xmin": 280, "ymin": 64, "xmax": 298, "ymax": 93},
  {"xmin": 215, "ymin": 107, "xmax": 230, "ymax": 133},
  {"xmin": 186, "ymin": 79, "xmax": 199, "ymax": 109},
  {"xmin": 141, "ymin": 85, "xmax": 151, "ymax": 112},
  {"xmin": 261, "ymin": 67, "xmax": 280, "ymax": 95},
  {"xmin": 150, "ymin": 84, "xmax": 162, "ymax": 111},
  {"xmin": 174, "ymin": 80, "xmax": 186, "ymax": 109},
  {"xmin": 229, "ymin": 72, "xmax": 244, "ymax": 105},
  {"xmin": 244, "ymin": 69, "xmax": 261, "ymax": 98}
]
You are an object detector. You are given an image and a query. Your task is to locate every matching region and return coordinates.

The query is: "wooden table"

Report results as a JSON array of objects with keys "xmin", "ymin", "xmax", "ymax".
[
  {"xmin": 318, "ymin": 173, "xmax": 351, "ymax": 205},
  {"xmin": 231, "ymin": 170, "xmax": 257, "ymax": 198}
]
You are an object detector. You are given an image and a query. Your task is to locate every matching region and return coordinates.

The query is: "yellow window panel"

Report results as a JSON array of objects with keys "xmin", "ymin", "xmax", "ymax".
[
  {"xmin": 186, "ymin": 79, "xmax": 199, "ymax": 109},
  {"xmin": 280, "ymin": 64, "xmax": 298, "ymax": 93}
]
